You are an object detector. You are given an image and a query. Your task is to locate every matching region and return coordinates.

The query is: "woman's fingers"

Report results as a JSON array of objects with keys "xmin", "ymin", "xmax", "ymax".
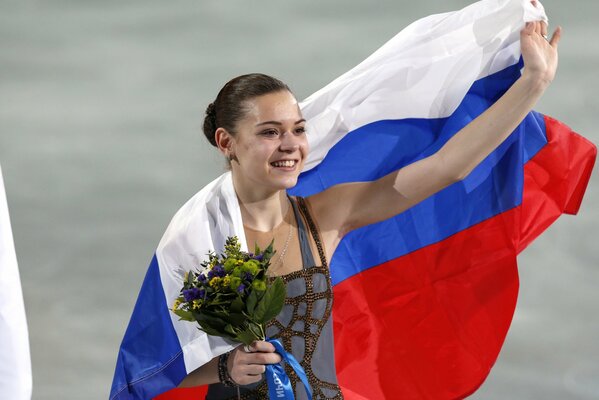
[
  {"xmin": 534, "ymin": 20, "xmax": 548, "ymax": 38},
  {"xmin": 243, "ymin": 350, "xmax": 282, "ymax": 365},
  {"xmin": 523, "ymin": 21, "xmax": 534, "ymax": 35},
  {"xmin": 243, "ymin": 363, "xmax": 267, "ymax": 376},
  {"xmin": 236, "ymin": 341, "xmax": 282, "ymax": 363},
  {"xmin": 523, "ymin": 20, "xmax": 560, "ymax": 48},
  {"xmin": 540, "ymin": 21, "xmax": 548, "ymax": 37},
  {"xmin": 550, "ymin": 26, "xmax": 562, "ymax": 48},
  {"xmin": 243, "ymin": 340, "xmax": 282, "ymax": 362},
  {"xmin": 248, "ymin": 340, "xmax": 276, "ymax": 353}
]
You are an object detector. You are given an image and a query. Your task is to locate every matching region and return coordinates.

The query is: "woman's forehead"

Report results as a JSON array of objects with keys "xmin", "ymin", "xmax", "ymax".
[{"xmin": 244, "ymin": 91, "xmax": 303, "ymax": 125}]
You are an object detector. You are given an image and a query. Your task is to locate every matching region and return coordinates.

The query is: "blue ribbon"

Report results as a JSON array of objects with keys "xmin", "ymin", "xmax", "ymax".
[{"xmin": 264, "ymin": 338, "xmax": 313, "ymax": 400}]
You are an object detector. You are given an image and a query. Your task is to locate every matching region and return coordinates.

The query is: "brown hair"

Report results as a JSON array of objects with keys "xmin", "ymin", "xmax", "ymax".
[{"xmin": 202, "ymin": 73, "xmax": 291, "ymax": 147}]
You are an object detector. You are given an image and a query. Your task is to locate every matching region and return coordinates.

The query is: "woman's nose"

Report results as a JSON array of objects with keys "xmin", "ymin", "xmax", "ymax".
[{"xmin": 279, "ymin": 131, "xmax": 301, "ymax": 152}]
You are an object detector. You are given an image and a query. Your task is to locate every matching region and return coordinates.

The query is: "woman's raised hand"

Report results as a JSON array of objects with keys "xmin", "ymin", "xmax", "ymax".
[
  {"xmin": 227, "ymin": 340, "xmax": 282, "ymax": 385},
  {"xmin": 520, "ymin": 6, "xmax": 562, "ymax": 86}
]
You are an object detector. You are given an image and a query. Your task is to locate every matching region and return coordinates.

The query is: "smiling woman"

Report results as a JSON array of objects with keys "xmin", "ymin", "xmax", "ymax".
[
  {"xmin": 174, "ymin": 13, "xmax": 562, "ymax": 394},
  {"xmin": 186, "ymin": 74, "xmax": 344, "ymax": 399}
]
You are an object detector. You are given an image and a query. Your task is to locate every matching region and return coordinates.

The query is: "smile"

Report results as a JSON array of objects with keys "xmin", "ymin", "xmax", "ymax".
[{"xmin": 270, "ymin": 160, "xmax": 298, "ymax": 168}]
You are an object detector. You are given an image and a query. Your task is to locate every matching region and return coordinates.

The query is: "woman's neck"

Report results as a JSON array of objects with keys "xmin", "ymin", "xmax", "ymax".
[{"xmin": 233, "ymin": 177, "xmax": 290, "ymax": 233}]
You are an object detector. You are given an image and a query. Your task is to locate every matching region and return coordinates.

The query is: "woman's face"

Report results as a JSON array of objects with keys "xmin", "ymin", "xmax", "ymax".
[{"xmin": 227, "ymin": 90, "xmax": 308, "ymax": 194}]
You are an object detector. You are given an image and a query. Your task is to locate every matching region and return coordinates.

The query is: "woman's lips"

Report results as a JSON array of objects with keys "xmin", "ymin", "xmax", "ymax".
[{"xmin": 270, "ymin": 160, "xmax": 298, "ymax": 169}]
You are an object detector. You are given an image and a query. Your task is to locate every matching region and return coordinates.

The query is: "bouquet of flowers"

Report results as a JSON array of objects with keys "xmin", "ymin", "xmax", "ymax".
[
  {"xmin": 171, "ymin": 236, "xmax": 286, "ymax": 345},
  {"xmin": 171, "ymin": 236, "xmax": 312, "ymax": 399}
]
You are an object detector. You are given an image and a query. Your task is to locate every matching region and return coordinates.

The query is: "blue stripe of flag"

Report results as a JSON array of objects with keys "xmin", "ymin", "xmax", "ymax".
[
  {"xmin": 290, "ymin": 60, "xmax": 548, "ymax": 285},
  {"xmin": 110, "ymin": 255, "xmax": 186, "ymax": 400}
]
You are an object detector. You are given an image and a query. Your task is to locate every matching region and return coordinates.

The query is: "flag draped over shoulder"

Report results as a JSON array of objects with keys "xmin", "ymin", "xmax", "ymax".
[
  {"xmin": 110, "ymin": 0, "xmax": 596, "ymax": 399},
  {"xmin": 0, "ymin": 165, "xmax": 32, "ymax": 400}
]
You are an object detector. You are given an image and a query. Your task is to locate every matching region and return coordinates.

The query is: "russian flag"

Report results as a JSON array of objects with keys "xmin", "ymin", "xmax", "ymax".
[{"xmin": 111, "ymin": 0, "xmax": 596, "ymax": 399}]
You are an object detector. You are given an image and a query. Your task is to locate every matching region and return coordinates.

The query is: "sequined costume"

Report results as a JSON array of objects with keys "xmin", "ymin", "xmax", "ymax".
[{"xmin": 206, "ymin": 196, "xmax": 343, "ymax": 399}]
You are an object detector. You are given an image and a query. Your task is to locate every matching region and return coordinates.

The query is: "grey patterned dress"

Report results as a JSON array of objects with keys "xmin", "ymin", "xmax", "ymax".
[{"xmin": 205, "ymin": 196, "xmax": 343, "ymax": 399}]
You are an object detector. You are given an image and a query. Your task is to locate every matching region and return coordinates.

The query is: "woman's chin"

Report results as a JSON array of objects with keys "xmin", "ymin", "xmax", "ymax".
[
  {"xmin": 272, "ymin": 176, "xmax": 299, "ymax": 191},
  {"xmin": 269, "ymin": 163, "xmax": 303, "ymax": 189}
]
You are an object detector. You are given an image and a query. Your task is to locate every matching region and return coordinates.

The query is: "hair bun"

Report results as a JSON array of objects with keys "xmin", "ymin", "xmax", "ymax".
[
  {"xmin": 203, "ymin": 102, "xmax": 218, "ymax": 147},
  {"xmin": 206, "ymin": 102, "xmax": 216, "ymax": 119}
]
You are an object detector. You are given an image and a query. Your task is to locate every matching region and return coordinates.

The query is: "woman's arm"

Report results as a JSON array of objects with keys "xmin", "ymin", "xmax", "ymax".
[{"xmin": 309, "ymin": 20, "xmax": 562, "ymax": 241}]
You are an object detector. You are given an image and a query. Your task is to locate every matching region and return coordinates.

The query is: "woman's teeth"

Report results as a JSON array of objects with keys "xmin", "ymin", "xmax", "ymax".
[{"xmin": 271, "ymin": 160, "xmax": 296, "ymax": 168}]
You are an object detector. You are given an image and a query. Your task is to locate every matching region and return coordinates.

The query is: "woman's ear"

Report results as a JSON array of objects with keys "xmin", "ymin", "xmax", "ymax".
[{"xmin": 215, "ymin": 128, "xmax": 235, "ymax": 159}]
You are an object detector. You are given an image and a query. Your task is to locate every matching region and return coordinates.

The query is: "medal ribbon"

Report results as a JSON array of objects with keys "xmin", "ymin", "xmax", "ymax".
[{"xmin": 264, "ymin": 338, "xmax": 312, "ymax": 400}]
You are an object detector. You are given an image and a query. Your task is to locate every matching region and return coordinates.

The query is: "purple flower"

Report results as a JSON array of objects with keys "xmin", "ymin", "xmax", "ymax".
[
  {"xmin": 236, "ymin": 284, "xmax": 246, "ymax": 294},
  {"xmin": 182, "ymin": 287, "xmax": 204, "ymax": 302},
  {"xmin": 212, "ymin": 265, "xmax": 226, "ymax": 277},
  {"xmin": 243, "ymin": 272, "xmax": 254, "ymax": 282},
  {"xmin": 198, "ymin": 274, "xmax": 208, "ymax": 283},
  {"xmin": 253, "ymin": 254, "xmax": 263, "ymax": 262}
]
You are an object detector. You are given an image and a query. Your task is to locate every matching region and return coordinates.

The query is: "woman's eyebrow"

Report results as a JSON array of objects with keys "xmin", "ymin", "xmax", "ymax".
[{"xmin": 255, "ymin": 119, "xmax": 306, "ymax": 127}]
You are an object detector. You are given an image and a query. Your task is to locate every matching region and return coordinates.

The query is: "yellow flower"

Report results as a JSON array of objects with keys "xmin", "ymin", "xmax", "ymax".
[
  {"xmin": 209, "ymin": 277, "xmax": 221, "ymax": 288},
  {"xmin": 222, "ymin": 275, "xmax": 231, "ymax": 287},
  {"xmin": 173, "ymin": 299, "xmax": 181, "ymax": 310},
  {"xmin": 192, "ymin": 300, "xmax": 201, "ymax": 310}
]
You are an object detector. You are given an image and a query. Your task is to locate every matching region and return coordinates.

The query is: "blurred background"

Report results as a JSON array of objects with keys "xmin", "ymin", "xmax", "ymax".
[{"xmin": 0, "ymin": 0, "xmax": 597, "ymax": 399}]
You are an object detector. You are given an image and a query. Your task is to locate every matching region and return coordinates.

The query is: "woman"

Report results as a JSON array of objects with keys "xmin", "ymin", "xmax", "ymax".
[{"xmin": 174, "ymin": 19, "xmax": 561, "ymax": 399}]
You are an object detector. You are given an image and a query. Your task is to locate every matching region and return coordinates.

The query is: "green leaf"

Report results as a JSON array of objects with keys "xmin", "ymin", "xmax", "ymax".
[
  {"xmin": 231, "ymin": 297, "xmax": 244, "ymax": 313},
  {"xmin": 224, "ymin": 324, "xmax": 237, "ymax": 336},
  {"xmin": 193, "ymin": 311, "xmax": 227, "ymax": 331},
  {"xmin": 235, "ymin": 329, "xmax": 259, "ymax": 346},
  {"xmin": 246, "ymin": 289, "xmax": 259, "ymax": 315},
  {"xmin": 199, "ymin": 306, "xmax": 246, "ymax": 327},
  {"xmin": 253, "ymin": 277, "xmax": 286, "ymax": 324},
  {"xmin": 247, "ymin": 321, "xmax": 264, "ymax": 340},
  {"xmin": 265, "ymin": 239, "xmax": 274, "ymax": 254},
  {"xmin": 197, "ymin": 324, "xmax": 222, "ymax": 337},
  {"xmin": 195, "ymin": 316, "xmax": 239, "ymax": 342},
  {"xmin": 263, "ymin": 240, "xmax": 275, "ymax": 265},
  {"xmin": 185, "ymin": 271, "xmax": 193, "ymax": 285},
  {"xmin": 172, "ymin": 308, "xmax": 194, "ymax": 322},
  {"xmin": 221, "ymin": 312, "xmax": 247, "ymax": 326}
]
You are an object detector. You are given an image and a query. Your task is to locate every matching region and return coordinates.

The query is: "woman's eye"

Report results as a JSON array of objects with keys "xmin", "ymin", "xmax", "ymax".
[
  {"xmin": 260, "ymin": 129, "xmax": 279, "ymax": 136},
  {"xmin": 295, "ymin": 127, "xmax": 306, "ymax": 135}
]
